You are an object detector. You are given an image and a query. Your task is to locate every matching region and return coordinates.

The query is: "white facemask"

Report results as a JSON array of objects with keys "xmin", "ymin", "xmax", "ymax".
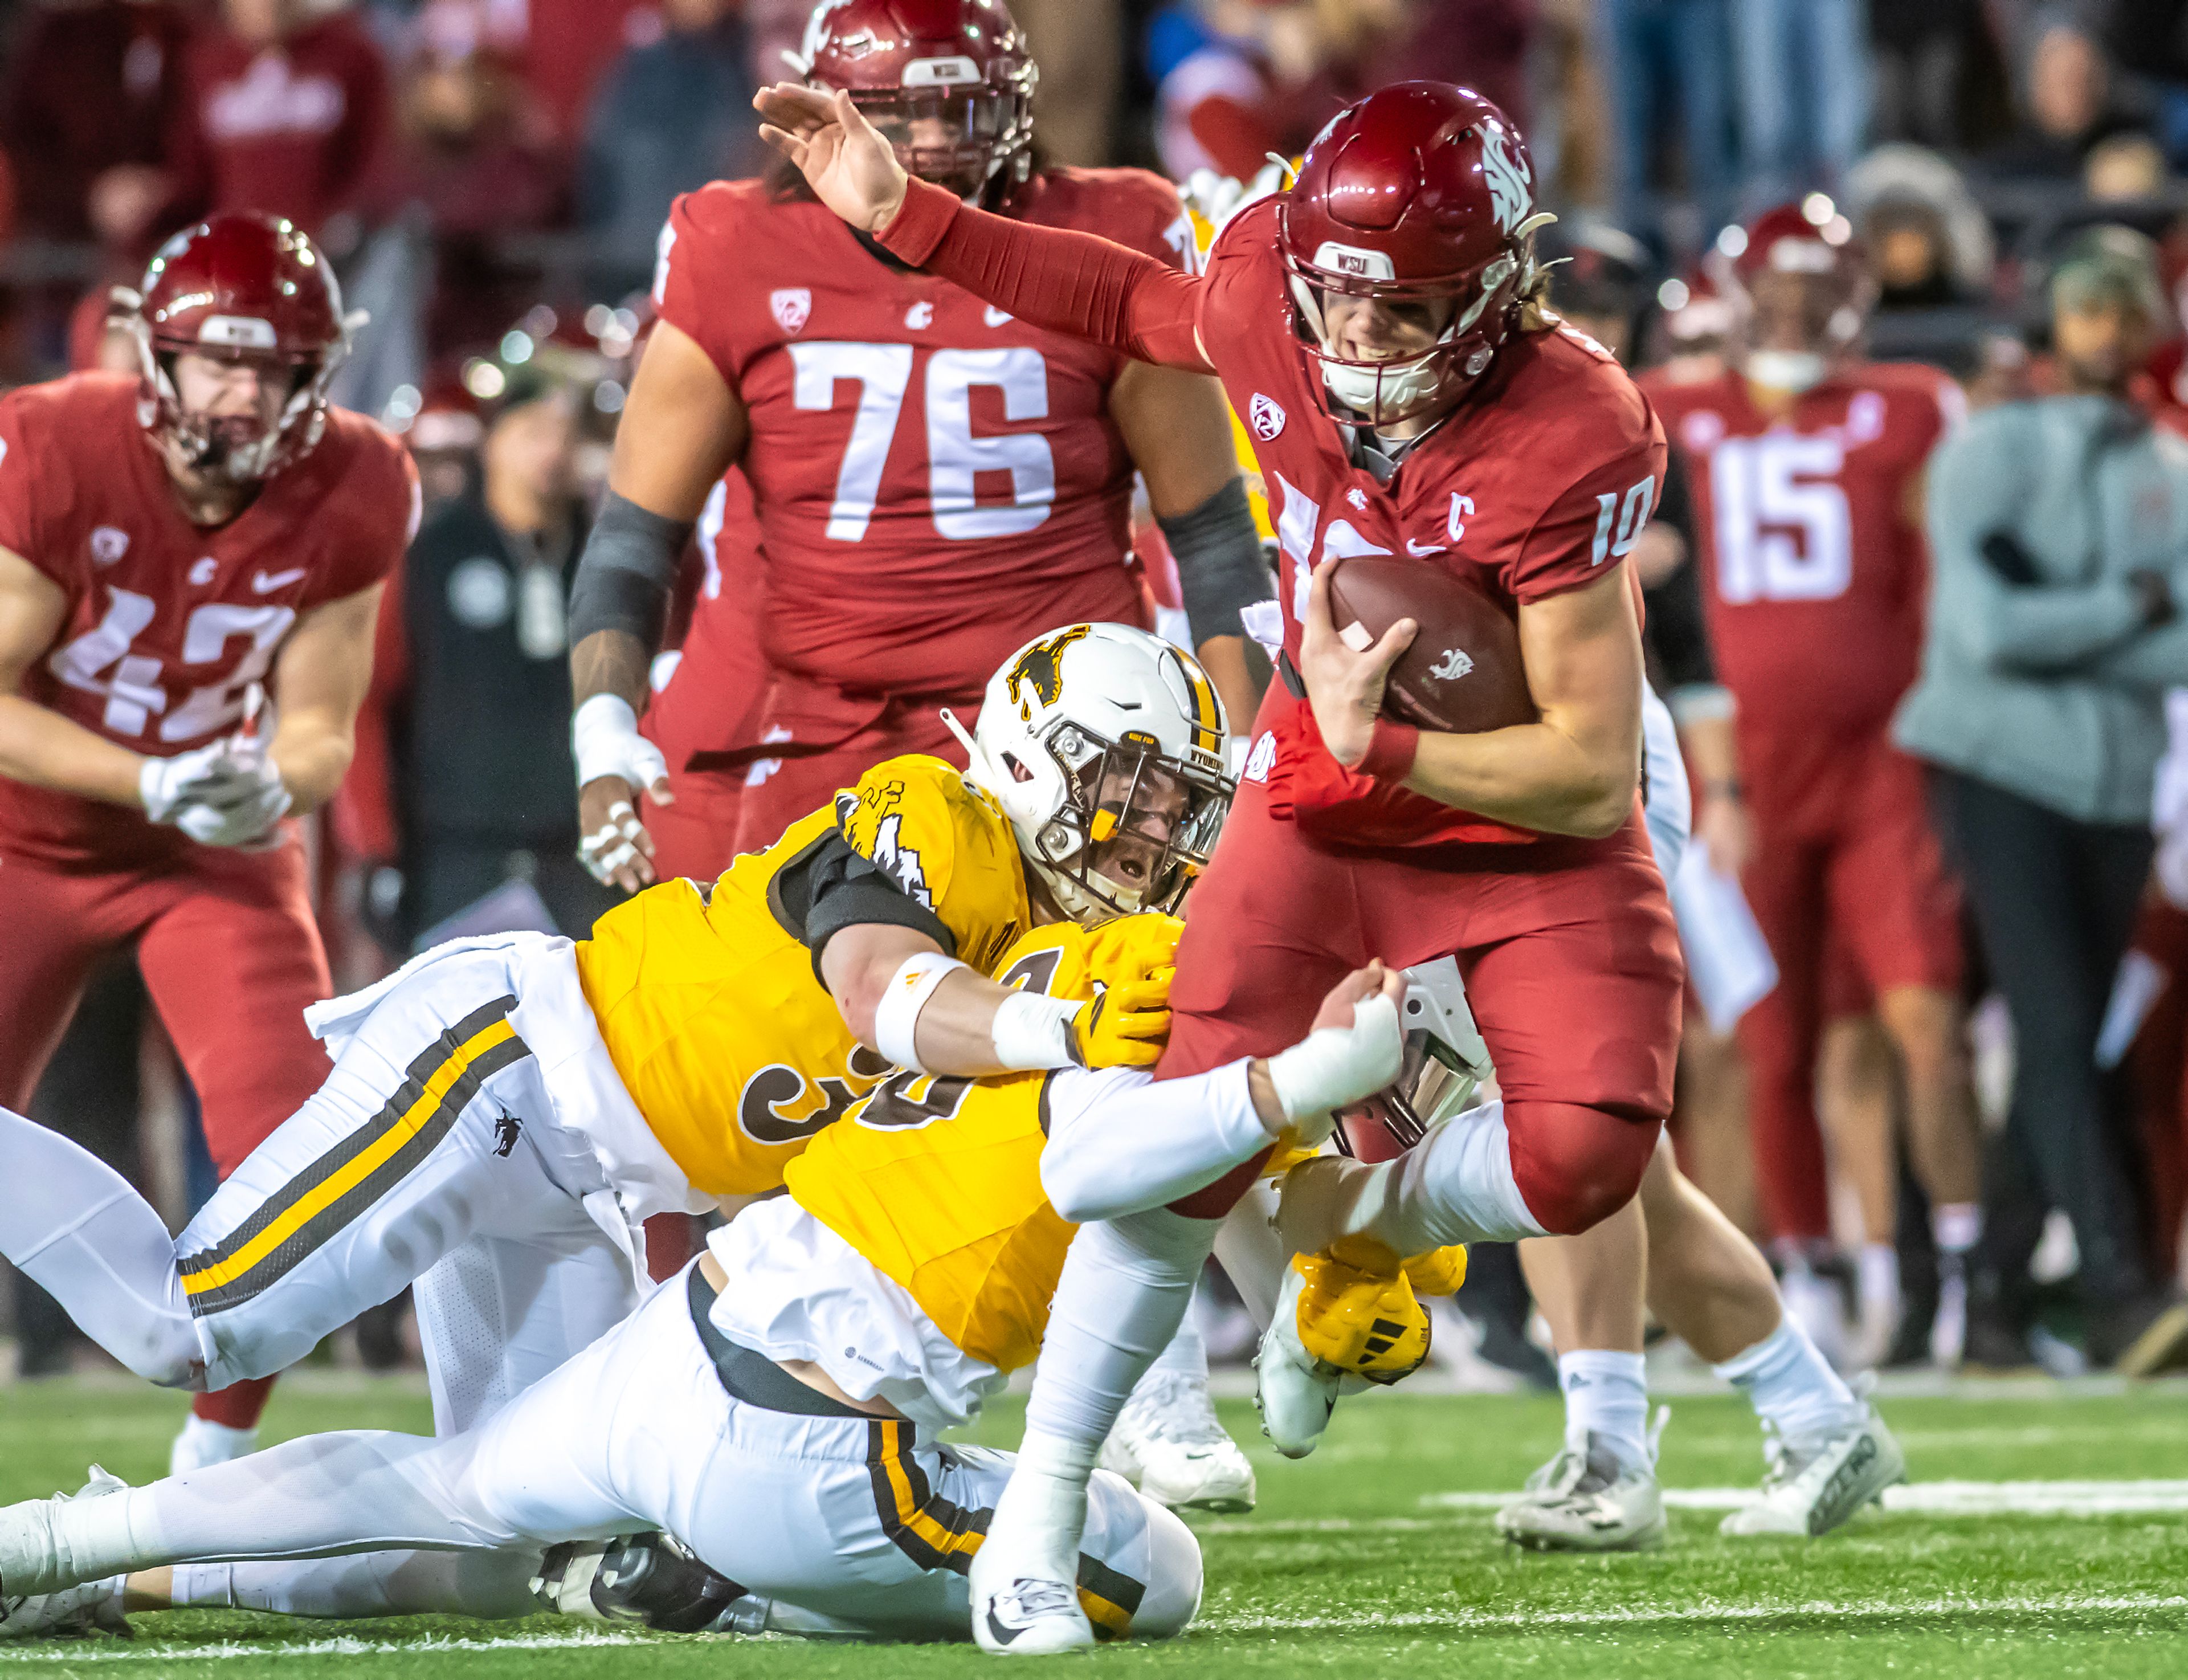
[{"xmin": 1745, "ymin": 349, "xmax": 1828, "ymax": 393}]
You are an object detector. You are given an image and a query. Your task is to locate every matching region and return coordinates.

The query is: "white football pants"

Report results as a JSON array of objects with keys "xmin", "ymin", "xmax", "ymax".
[{"xmin": 15, "ymin": 1265, "xmax": 1200, "ymax": 1643}]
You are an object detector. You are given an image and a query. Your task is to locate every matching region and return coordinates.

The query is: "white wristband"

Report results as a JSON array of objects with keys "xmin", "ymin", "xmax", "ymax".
[
  {"xmin": 991, "ymin": 989, "xmax": 1083, "ymax": 1071},
  {"xmin": 1264, "ymin": 993, "xmax": 1404, "ymax": 1144},
  {"xmin": 572, "ymin": 694, "xmax": 643, "ymax": 789},
  {"xmin": 871, "ymin": 951, "xmax": 968, "ymax": 1073}
]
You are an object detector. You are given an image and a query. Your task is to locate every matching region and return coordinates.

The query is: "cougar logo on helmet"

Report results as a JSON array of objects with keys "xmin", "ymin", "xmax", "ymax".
[
  {"xmin": 1479, "ymin": 124, "xmax": 1533, "ymax": 235},
  {"xmin": 1005, "ymin": 626, "xmax": 1088, "ymax": 719}
]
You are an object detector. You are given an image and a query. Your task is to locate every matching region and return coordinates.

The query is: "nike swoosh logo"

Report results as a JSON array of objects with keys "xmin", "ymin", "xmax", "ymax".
[
  {"xmin": 984, "ymin": 1608, "xmax": 1028, "ymax": 1646},
  {"xmin": 252, "ymin": 568, "xmax": 308, "ymax": 594},
  {"xmin": 1406, "ymin": 539, "xmax": 1447, "ymax": 557},
  {"xmin": 985, "ymin": 305, "xmax": 1014, "ymax": 327}
]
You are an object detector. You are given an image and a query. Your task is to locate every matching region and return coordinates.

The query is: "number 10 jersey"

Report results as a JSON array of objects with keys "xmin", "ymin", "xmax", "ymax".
[{"xmin": 652, "ymin": 169, "xmax": 1197, "ymax": 698}]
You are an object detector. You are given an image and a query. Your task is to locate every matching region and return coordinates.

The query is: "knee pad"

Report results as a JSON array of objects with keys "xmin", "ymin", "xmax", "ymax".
[
  {"xmin": 1128, "ymin": 1498, "xmax": 1202, "ymax": 1642},
  {"xmin": 1507, "ymin": 1103, "xmax": 1662, "ymax": 1235}
]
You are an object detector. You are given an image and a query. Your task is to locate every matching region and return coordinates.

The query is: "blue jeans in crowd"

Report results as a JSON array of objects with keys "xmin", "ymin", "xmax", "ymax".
[
  {"xmin": 1732, "ymin": 0, "xmax": 1871, "ymax": 211},
  {"xmin": 1595, "ymin": 0, "xmax": 1737, "ymax": 245}
]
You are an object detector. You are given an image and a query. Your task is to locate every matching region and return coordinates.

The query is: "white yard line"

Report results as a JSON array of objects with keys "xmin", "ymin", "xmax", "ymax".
[
  {"xmin": 0, "ymin": 1632, "xmax": 655, "ymax": 1664},
  {"xmin": 1202, "ymin": 1591, "xmax": 2188, "ymax": 1634},
  {"xmin": 1420, "ymin": 1478, "xmax": 2188, "ymax": 1515}
]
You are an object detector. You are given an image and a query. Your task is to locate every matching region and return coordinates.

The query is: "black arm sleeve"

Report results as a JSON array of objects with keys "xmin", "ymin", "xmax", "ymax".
[
  {"xmin": 1641, "ymin": 545, "xmax": 1718, "ymax": 692},
  {"xmin": 566, "ymin": 491, "xmax": 697, "ymax": 649},
  {"xmin": 797, "ymin": 833, "xmax": 956, "ymax": 982},
  {"xmin": 1158, "ymin": 476, "xmax": 1276, "ymax": 647}
]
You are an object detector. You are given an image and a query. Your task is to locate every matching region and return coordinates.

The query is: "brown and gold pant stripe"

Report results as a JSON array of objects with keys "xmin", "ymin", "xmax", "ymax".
[
  {"xmin": 177, "ymin": 996, "xmax": 532, "ymax": 1315},
  {"xmin": 863, "ymin": 1418, "xmax": 1145, "ymax": 1640}
]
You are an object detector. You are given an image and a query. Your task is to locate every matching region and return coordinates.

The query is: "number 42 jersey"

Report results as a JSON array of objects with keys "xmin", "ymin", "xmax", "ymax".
[
  {"xmin": 1642, "ymin": 362, "xmax": 1962, "ymax": 746},
  {"xmin": 0, "ymin": 372, "xmax": 417, "ymax": 867},
  {"xmin": 653, "ymin": 169, "xmax": 1196, "ymax": 697}
]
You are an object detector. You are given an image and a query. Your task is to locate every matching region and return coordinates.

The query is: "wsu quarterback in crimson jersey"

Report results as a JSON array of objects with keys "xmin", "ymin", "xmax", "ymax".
[
  {"xmin": 1643, "ymin": 200, "xmax": 1983, "ymax": 1292},
  {"xmin": 759, "ymin": 79, "xmax": 1912, "ymax": 1645},
  {"xmin": 566, "ymin": 0, "xmax": 1265, "ymax": 889},
  {"xmin": 0, "ymin": 214, "xmax": 417, "ymax": 1470}
]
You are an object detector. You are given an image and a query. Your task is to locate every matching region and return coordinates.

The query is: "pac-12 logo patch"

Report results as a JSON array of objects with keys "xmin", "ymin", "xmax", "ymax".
[
  {"xmin": 1250, "ymin": 393, "xmax": 1285, "ymax": 441},
  {"xmin": 89, "ymin": 526, "xmax": 130, "ymax": 566},
  {"xmin": 770, "ymin": 288, "xmax": 812, "ymax": 335}
]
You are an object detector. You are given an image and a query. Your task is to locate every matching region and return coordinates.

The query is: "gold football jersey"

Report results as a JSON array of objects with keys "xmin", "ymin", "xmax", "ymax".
[
  {"xmin": 784, "ymin": 920, "xmax": 1114, "ymax": 1373},
  {"xmin": 574, "ymin": 756, "xmax": 1031, "ymax": 1195}
]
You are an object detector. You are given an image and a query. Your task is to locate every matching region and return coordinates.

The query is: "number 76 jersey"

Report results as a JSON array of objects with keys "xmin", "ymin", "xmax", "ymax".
[
  {"xmin": 652, "ymin": 169, "xmax": 1196, "ymax": 695},
  {"xmin": 0, "ymin": 371, "xmax": 417, "ymax": 866},
  {"xmin": 1641, "ymin": 362, "xmax": 1963, "ymax": 744}
]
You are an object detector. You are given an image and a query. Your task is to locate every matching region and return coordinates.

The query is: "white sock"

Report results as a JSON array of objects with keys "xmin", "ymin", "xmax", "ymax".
[
  {"xmin": 1023, "ymin": 1209, "xmax": 1218, "ymax": 1450},
  {"xmin": 1932, "ymin": 1202, "xmax": 1981, "ymax": 1261},
  {"xmin": 1857, "ymin": 1243, "xmax": 1900, "ymax": 1315},
  {"xmin": 171, "ymin": 1416, "xmax": 258, "ymax": 1477},
  {"xmin": 1143, "ymin": 1308, "xmax": 1209, "ymax": 1382},
  {"xmin": 1558, "ymin": 1351, "xmax": 1652, "ymax": 1473},
  {"xmin": 1714, "ymin": 1315, "xmax": 1863, "ymax": 1444},
  {"xmin": 982, "ymin": 1430, "xmax": 1099, "ymax": 1587},
  {"xmin": 1276, "ymin": 1102, "xmax": 1549, "ymax": 1258},
  {"xmin": 0, "ymin": 1108, "xmax": 201, "ymax": 1387}
]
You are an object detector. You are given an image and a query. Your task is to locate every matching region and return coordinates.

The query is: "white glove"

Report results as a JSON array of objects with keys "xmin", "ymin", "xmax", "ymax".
[
  {"xmin": 572, "ymin": 694, "xmax": 670, "ymax": 798},
  {"xmin": 1263, "ymin": 992, "xmax": 1405, "ymax": 1147},
  {"xmin": 140, "ymin": 737, "xmax": 292, "ymax": 848}
]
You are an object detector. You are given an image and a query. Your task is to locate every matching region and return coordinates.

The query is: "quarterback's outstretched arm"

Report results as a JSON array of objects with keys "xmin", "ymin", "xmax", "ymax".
[{"xmin": 755, "ymin": 85, "xmax": 1211, "ymax": 373}]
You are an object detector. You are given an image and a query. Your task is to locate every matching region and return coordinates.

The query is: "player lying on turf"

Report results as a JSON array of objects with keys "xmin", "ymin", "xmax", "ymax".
[
  {"xmin": 0, "ymin": 623, "xmax": 1230, "ymax": 1458},
  {"xmin": 0, "ymin": 935, "xmax": 1410, "ymax": 1645}
]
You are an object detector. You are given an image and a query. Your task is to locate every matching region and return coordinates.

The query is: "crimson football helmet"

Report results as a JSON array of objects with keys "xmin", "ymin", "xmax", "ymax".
[
  {"xmin": 1719, "ymin": 195, "xmax": 1871, "ymax": 391},
  {"xmin": 122, "ymin": 213, "xmax": 354, "ymax": 482},
  {"xmin": 789, "ymin": 0, "xmax": 1037, "ymax": 199},
  {"xmin": 1280, "ymin": 81, "xmax": 1555, "ymax": 429}
]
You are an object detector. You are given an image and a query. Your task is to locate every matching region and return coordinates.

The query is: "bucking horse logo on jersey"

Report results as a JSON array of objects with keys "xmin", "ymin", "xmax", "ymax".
[{"xmin": 1006, "ymin": 626, "xmax": 1089, "ymax": 721}]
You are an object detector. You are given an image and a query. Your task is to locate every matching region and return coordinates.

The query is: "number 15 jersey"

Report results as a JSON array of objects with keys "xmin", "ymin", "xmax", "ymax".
[
  {"xmin": 1642, "ymin": 362, "xmax": 1962, "ymax": 745},
  {"xmin": 0, "ymin": 372, "xmax": 417, "ymax": 868},
  {"xmin": 652, "ymin": 169, "xmax": 1195, "ymax": 698}
]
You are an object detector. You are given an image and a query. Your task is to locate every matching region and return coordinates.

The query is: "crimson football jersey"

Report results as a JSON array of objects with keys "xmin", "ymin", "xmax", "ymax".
[
  {"xmin": 0, "ymin": 372, "xmax": 417, "ymax": 866},
  {"xmin": 652, "ymin": 168, "xmax": 1197, "ymax": 700},
  {"xmin": 1643, "ymin": 362, "xmax": 1961, "ymax": 745},
  {"xmin": 1197, "ymin": 199, "xmax": 1666, "ymax": 848}
]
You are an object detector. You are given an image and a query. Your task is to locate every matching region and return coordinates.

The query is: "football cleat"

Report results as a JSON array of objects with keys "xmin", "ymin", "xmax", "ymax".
[
  {"xmin": 530, "ymin": 1532, "xmax": 746, "ymax": 1632},
  {"xmin": 970, "ymin": 1571, "xmax": 1094, "ymax": 1657},
  {"xmin": 1495, "ymin": 1428, "xmax": 1667, "ymax": 1553},
  {"xmin": 1255, "ymin": 1249, "xmax": 1448, "ymax": 1459},
  {"xmin": 0, "ymin": 1467, "xmax": 131, "ymax": 1628},
  {"xmin": 1718, "ymin": 1404, "xmax": 1906, "ymax": 1538},
  {"xmin": 1100, "ymin": 1369, "xmax": 1256, "ymax": 1514}
]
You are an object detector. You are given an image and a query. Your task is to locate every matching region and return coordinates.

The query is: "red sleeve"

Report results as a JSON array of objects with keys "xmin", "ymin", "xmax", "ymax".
[
  {"xmin": 879, "ymin": 176, "xmax": 1212, "ymax": 373},
  {"xmin": 1187, "ymin": 95, "xmax": 1284, "ymax": 183},
  {"xmin": 0, "ymin": 391, "xmax": 55, "ymax": 581},
  {"xmin": 652, "ymin": 187, "xmax": 745, "ymax": 384},
  {"xmin": 309, "ymin": 432, "xmax": 418, "ymax": 607},
  {"xmin": 1511, "ymin": 433, "xmax": 1668, "ymax": 604}
]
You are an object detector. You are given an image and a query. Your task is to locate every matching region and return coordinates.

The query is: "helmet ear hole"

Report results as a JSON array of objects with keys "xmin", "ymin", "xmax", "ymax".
[{"xmin": 1003, "ymin": 751, "xmax": 1035, "ymax": 785}]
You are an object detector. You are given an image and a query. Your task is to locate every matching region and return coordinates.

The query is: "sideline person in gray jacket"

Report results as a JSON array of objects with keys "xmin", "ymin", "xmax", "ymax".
[{"xmin": 1895, "ymin": 226, "xmax": 2188, "ymax": 1375}]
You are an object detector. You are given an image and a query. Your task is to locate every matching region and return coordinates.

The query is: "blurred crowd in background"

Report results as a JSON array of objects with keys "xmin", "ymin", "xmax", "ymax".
[{"xmin": 5, "ymin": 0, "xmax": 2188, "ymax": 1385}]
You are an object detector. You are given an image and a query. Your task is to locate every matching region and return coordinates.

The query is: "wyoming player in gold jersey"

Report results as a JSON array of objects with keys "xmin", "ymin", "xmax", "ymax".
[
  {"xmin": 0, "ymin": 625, "xmax": 1233, "ymax": 1458},
  {"xmin": 0, "ymin": 924, "xmax": 1411, "ymax": 1646}
]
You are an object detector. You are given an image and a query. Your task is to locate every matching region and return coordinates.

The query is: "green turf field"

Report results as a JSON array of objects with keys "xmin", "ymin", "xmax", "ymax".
[{"xmin": 1, "ymin": 1373, "xmax": 2184, "ymax": 1677}]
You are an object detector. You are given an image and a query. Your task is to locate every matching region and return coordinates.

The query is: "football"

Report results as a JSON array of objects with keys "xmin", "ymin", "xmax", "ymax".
[{"xmin": 1324, "ymin": 556, "xmax": 1536, "ymax": 734}]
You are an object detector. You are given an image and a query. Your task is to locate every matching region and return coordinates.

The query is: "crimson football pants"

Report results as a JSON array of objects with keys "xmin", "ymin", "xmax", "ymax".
[
  {"xmin": 0, "ymin": 840, "xmax": 332, "ymax": 1429},
  {"xmin": 644, "ymin": 690, "xmax": 971, "ymax": 880},
  {"xmin": 1155, "ymin": 739, "xmax": 1685, "ymax": 1234},
  {"xmin": 1736, "ymin": 733, "xmax": 1963, "ymax": 1243}
]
